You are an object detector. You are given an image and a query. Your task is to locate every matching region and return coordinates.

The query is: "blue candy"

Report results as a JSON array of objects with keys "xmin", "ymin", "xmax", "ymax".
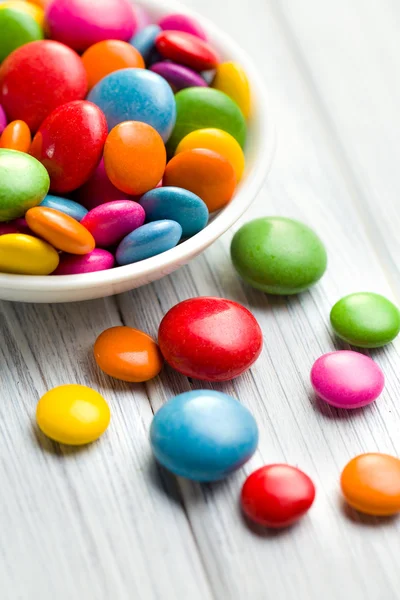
[
  {"xmin": 116, "ymin": 220, "xmax": 182, "ymax": 265},
  {"xmin": 39, "ymin": 195, "xmax": 88, "ymax": 222},
  {"xmin": 150, "ymin": 390, "xmax": 259, "ymax": 481},
  {"xmin": 140, "ymin": 187, "xmax": 209, "ymax": 238},
  {"xmin": 87, "ymin": 69, "xmax": 176, "ymax": 142},
  {"xmin": 130, "ymin": 24, "xmax": 161, "ymax": 63}
]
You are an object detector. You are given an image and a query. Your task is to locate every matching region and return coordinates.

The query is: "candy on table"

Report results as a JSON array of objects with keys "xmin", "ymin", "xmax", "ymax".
[
  {"xmin": 175, "ymin": 128, "xmax": 245, "ymax": 182},
  {"xmin": 103, "ymin": 121, "xmax": 166, "ymax": 196},
  {"xmin": 0, "ymin": 233, "xmax": 59, "ymax": 275},
  {"xmin": 0, "ymin": 149, "xmax": 49, "ymax": 221},
  {"xmin": 53, "ymin": 249, "xmax": 115, "ymax": 275},
  {"xmin": 158, "ymin": 297, "xmax": 263, "ymax": 381},
  {"xmin": 0, "ymin": 40, "xmax": 87, "ymax": 132},
  {"xmin": 30, "ymin": 100, "xmax": 107, "ymax": 194},
  {"xmin": 163, "ymin": 148, "xmax": 237, "ymax": 213},
  {"xmin": 130, "ymin": 24, "xmax": 161, "ymax": 63},
  {"xmin": 0, "ymin": 1, "xmax": 45, "ymax": 27},
  {"xmin": 155, "ymin": 31, "xmax": 219, "ymax": 72},
  {"xmin": 212, "ymin": 61, "xmax": 251, "ymax": 119},
  {"xmin": 0, "ymin": 120, "xmax": 31, "ymax": 153},
  {"xmin": 116, "ymin": 220, "xmax": 182, "ymax": 266},
  {"xmin": 36, "ymin": 384, "xmax": 110, "ymax": 445},
  {"xmin": 241, "ymin": 465, "xmax": 316, "ymax": 528},
  {"xmin": 94, "ymin": 326, "xmax": 163, "ymax": 383},
  {"xmin": 231, "ymin": 217, "xmax": 328, "ymax": 294},
  {"xmin": 82, "ymin": 40, "xmax": 145, "ymax": 91},
  {"xmin": 76, "ymin": 158, "xmax": 135, "ymax": 210},
  {"xmin": 330, "ymin": 292, "xmax": 400, "ymax": 348},
  {"xmin": 80, "ymin": 200, "xmax": 145, "ymax": 247},
  {"xmin": 150, "ymin": 61, "xmax": 207, "ymax": 91},
  {"xmin": 0, "ymin": 7, "xmax": 43, "ymax": 62},
  {"xmin": 150, "ymin": 390, "xmax": 258, "ymax": 481},
  {"xmin": 158, "ymin": 13, "xmax": 207, "ymax": 41},
  {"xmin": 25, "ymin": 206, "xmax": 95, "ymax": 254},
  {"xmin": 341, "ymin": 453, "xmax": 400, "ymax": 516},
  {"xmin": 167, "ymin": 87, "xmax": 247, "ymax": 154},
  {"xmin": 40, "ymin": 194, "xmax": 88, "ymax": 222},
  {"xmin": 0, "ymin": 105, "xmax": 7, "ymax": 135},
  {"xmin": 88, "ymin": 68, "xmax": 176, "ymax": 142},
  {"xmin": 140, "ymin": 187, "xmax": 208, "ymax": 238},
  {"xmin": 45, "ymin": 0, "xmax": 137, "ymax": 52}
]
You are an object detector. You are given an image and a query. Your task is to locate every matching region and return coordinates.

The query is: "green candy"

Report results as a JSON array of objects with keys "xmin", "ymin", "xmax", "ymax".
[
  {"xmin": 167, "ymin": 88, "xmax": 247, "ymax": 155},
  {"xmin": 230, "ymin": 217, "xmax": 327, "ymax": 294},
  {"xmin": 0, "ymin": 149, "xmax": 50, "ymax": 221},
  {"xmin": 330, "ymin": 292, "xmax": 400, "ymax": 348},
  {"xmin": 0, "ymin": 8, "xmax": 43, "ymax": 62}
]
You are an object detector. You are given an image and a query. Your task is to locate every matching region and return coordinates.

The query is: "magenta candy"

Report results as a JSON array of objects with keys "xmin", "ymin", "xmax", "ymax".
[
  {"xmin": 158, "ymin": 13, "xmax": 207, "ymax": 41},
  {"xmin": 0, "ymin": 218, "xmax": 32, "ymax": 236},
  {"xmin": 80, "ymin": 200, "xmax": 145, "ymax": 247},
  {"xmin": 310, "ymin": 350, "xmax": 385, "ymax": 409},
  {"xmin": 76, "ymin": 159, "xmax": 136, "ymax": 210},
  {"xmin": 150, "ymin": 61, "xmax": 207, "ymax": 90},
  {"xmin": 0, "ymin": 104, "xmax": 7, "ymax": 135},
  {"xmin": 53, "ymin": 249, "xmax": 115, "ymax": 275}
]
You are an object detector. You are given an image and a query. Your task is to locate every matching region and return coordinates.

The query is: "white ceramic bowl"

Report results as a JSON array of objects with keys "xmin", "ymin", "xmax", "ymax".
[{"xmin": 0, "ymin": 0, "xmax": 274, "ymax": 303}]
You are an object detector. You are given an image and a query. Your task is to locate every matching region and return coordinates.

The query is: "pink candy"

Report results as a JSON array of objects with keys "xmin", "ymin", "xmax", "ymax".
[
  {"xmin": 53, "ymin": 249, "xmax": 115, "ymax": 275},
  {"xmin": 311, "ymin": 350, "xmax": 384, "ymax": 409},
  {"xmin": 158, "ymin": 13, "xmax": 207, "ymax": 41},
  {"xmin": 0, "ymin": 104, "xmax": 7, "ymax": 135},
  {"xmin": 80, "ymin": 200, "xmax": 145, "ymax": 247},
  {"xmin": 76, "ymin": 159, "xmax": 135, "ymax": 210}
]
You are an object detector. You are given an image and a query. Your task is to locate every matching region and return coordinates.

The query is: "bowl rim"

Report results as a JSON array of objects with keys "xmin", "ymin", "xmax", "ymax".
[{"xmin": 0, "ymin": 0, "xmax": 275, "ymax": 293}]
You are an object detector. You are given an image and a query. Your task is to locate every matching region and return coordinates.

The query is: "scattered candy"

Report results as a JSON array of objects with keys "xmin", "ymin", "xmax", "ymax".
[
  {"xmin": 311, "ymin": 351, "xmax": 384, "ymax": 409},
  {"xmin": 130, "ymin": 24, "xmax": 161, "ymax": 63},
  {"xmin": 212, "ymin": 61, "xmax": 251, "ymax": 119},
  {"xmin": 0, "ymin": 119, "xmax": 31, "ymax": 153},
  {"xmin": 231, "ymin": 217, "xmax": 328, "ymax": 294},
  {"xmin": 150, "ymin": 61, "xmax": 207, "ymax": 91},
  {"xmin": 158, "ymin": 13, "xmax": 207, "ymax": 41},
  {"xmin": 330, "ymin": 292, "xmax": 400, "ymax": 348},
  {"xmin": 158, "ymin": 297, "xmax": 263, "ymax": 381},
  {"xmin": 40, "ymin": 194, "xmax": 88, "ymax": 222},
  {"xmin": 0, "ymin": 233, "xmax": 59, "ymax": 275},
  {"xmin": 36, "ymin": 384, "xmax": 110, "ymax": 445},
  {"xmin": 341, "ymin": 453, "xmax": 400, "ymax": 516},
  {"xmin": 116, "ymin": 220, "xmax": 182, "ymax": 265},
  {"xmin": 0, "ymin": 7, "xmax": 43, "ymax": 62},
  {"xmin": 80, "ymin": 200, "xmax": 145, "ymax": 247},
  {"xmin": 150, "ymin": 390, "xmax": 258, "ymax": 481},
  {"xmin": 94, "ymin": 326, "xmax": 163, "ymax": 382},
  {"xmin": 241, "ymin": 465, "xmax": 316, "ymax": 528},
  {"xmin": 53, "ymin": 248, "xmax": 115, "ymax": 275},
  {"xmin": 82, "ymin": 39, "xmax": 144, "ymax": 91}
]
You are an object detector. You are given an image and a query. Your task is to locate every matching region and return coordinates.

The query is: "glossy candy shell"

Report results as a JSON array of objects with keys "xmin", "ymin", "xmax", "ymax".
[
  {"xmin": 150, "ymin": 61, "xmax": 207, "ymax": 90},
  {"xmin": 0, "ymin": 1, "xmax": 45, "ymax": 27},
  {"xmin": 76, "ymin": 158, "xmax": 133, "ymax": 210},
  {"xmin": 53, "ymin": 249, "xmax": 114, "ymax": 275},
  {"xmin": 80, "ymin": 200, "xmax": 145, "ymax": 247},
  {"xmin": 130, "ymin": 24, "xmax": 161, "ymax": 63},
  {"xmin": 212, "ymin": 61, "xmax": 251, "ymax": 119},
  {"xmin": 0, "ymin": 120, "xmax": 31, "ymax": 153},
  {"xmin": 0, "ymin": 8, "xmax": 43, "ymax": 63},
  {"xmin": 155, "ymin": 31, "xmax": 218, "ymax": 71},
  {"xmin": 116, "ymin": 220, "xmax": 182, "ymax": 265},
  {"xmin": 0, "ymin": 233, "xmax": 59, "ymax": 275},
  {"xmin": 26, "ymin": 206, "xmax": 95, "ymax": 254},
  {"xmin": 158, "ymin": 13, "xmax": 207, "ymax": 40},
  {"xmin": 40, "ymin": 194, "xmax": 88, "ymax": 222},
  {"xmin": 82, "ymin": 40, "xmax": 145, "ymax": 91}
]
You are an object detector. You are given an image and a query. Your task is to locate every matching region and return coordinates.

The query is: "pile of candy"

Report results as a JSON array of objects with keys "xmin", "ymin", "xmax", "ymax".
[{"xmin": 0, "ymin": 0, "xmax": 249, "ymax": 275}]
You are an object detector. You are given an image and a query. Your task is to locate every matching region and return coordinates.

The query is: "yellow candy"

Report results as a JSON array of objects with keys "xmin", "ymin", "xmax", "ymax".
[
  {"xmin": 175, "ymin": 128, "xmax": 246, "ymax": 182},
  {"xmin": 0, "ymin": 0, "xmax": 45, "ymax": 27},
  {"xmin": 0, "ymin": 234, "xmax": 59, "ymax": 275},
  {"xmin": 212, "ymin": 62, "xmax": 251, "ymax": 119},
  {"xmin": 36, "ymin": 384, "xmax": 111, "ymax": 445}
]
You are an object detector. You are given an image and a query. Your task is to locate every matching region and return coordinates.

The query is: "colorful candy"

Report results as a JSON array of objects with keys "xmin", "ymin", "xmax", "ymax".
[
  {"xmin": 212, "ymin": 62, "xmax": 251, "ymax": 119},
  {"xmin": 330, "ymin": 292, "xmax": 400, "ymax": 348},
  {"xmin": 82, "ymin": 40, "xmax": 145, "ymax": 91},
  {"xmin": 0, "ymin": 1, "xmax": 45, "ymax": 27},
  {"xmin": 81, "ymin": 200, "xmax": 145, "ymax": 247},
  {"xmin": 155, "ymin": 31, "xmax": 218, "ymax": 71},
  {"xmin": 25, "ymin": 206, "xmax": 95, "ymax": 254},
  {"xmin": 158, "ymin": 297, "xmax": 263, "ymax": 381},
  {"xmin": 0, "ymin": 233, "xmax": 59, "ymax": 275},
  {"xmin": 30, "ymin": 100, "xmax": 107, "ymax": 193},
  {"xmin": 104, "ymin": 121, "xmax": 166, "ymax": 196},
  {"xmin": 150, "ymin": 390, "xmax": 258, "ymax": 481},
  {"xmin": 94, "ymin": 326, "xmax": 163, "ymax": 382},
  {"xmin": 341, "ymin": 453, "xmax": 400, "ymax": 516},
  {"xmin": 0, "ymin": 120, "xmax": 31, "ymax": 153},
  {"xmin": 36, "ymin": 384, "xmax": 111, "ymax": 445},
  {"xmin": 40, "ymin": 194, "xmax": 88, "ymax": 222},
  {"xmin": 311, "ymin": 351, "xmax": 384, "ymax": 409},
  {"xmin": 150, "ymin": 61, "xmax": 207, "ymax": 91},
  {"xmin": 0, "ymin": 105, "xmax": 7, "ymax": 135},
  {"xmin": 0, "ymin": 8, "xmax": 43, "ymax": 62},
  {"xmin": 116, "ymin": 220, "xmax": 182, "ymax": 265},
  {"xmin": 53, "ymin": 249, "xmax": 115, "ymax": 275},
  {"xmin": 158, "ymin": 13, "xmax": 207, "ymax": 41},
  {"xmin": 241, "ymin": 465, "xmax": 316, "ymax": 528},
  {"xmin": 76, "ymin": 158, "xmax": 133, "ymax": 210},
  {"xmin": 0, "ymin": 149, "xmax": 49, "ymax": 221},
  {"xmin": 231, "ymin": 217, "xmax": 328, "ymax": 294},
  {"xmin": 130, "ymin": 24, "xmax": 161, "ymax": 63}
]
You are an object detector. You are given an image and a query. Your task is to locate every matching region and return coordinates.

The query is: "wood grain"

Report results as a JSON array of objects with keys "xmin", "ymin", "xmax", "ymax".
[{"xmin": 1, "ymin": 0, "xmax": 400, "ymax": 598}]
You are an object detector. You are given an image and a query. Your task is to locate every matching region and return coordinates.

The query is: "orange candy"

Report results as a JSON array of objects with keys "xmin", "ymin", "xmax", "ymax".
[
  {"xmin": 0, "ymin": 120, "xmax": 31, "ymax": 152},
  {"xmin": 82, "ymin": 40, "xmax": 145, "ymax": 91},
  {"xmin": 341, "ymin": 453, "xmax": 400, "ymax": 516},
  {"xmin": 94, "ymin": 326, "xmax": 163, "ymax": 383},
  {"xmin": 25, "ymin": 206, "xmax": 95, "ymax": 254},
  {"xmin": 163, "ymin": 148, "xmax": 236, "ymax": 213},
  {"xmin": 104, "ymin": 121, "xmax": 166, "ymax": 196}
]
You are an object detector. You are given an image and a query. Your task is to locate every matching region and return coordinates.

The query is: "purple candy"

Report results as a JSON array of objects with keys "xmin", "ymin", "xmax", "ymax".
[
  {"xmin": 76, "ymin": 159, "xmax": 136, "ymax": 210},
  {"xmin": 53, "ymin": 249, "xmax": 115, "ymax": 275},
  {"xmin": 150, "ymin": 61, "xmax": 207, "ymax": 90},
  {"xmin": 0, "ymin": 104, "xmax": 7, "ymax": 135},
  {"xmin": 80, "ymin": 200, "xmax": 146, "ymax": 247},
  {"xmin": 158, "ymin": 13, "xmax": 207, "ymax": 41}
]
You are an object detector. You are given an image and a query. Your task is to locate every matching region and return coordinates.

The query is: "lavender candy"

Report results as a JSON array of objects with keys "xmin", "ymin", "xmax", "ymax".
[{"xmin": 150, "ymin": 61, "xmax": 208, "ymax": 91}]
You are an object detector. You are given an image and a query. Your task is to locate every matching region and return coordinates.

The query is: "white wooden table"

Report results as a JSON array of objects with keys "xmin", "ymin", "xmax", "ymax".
[{"xmin": 2, "ymin": 0, "xmax": 400, "ymax": 598}]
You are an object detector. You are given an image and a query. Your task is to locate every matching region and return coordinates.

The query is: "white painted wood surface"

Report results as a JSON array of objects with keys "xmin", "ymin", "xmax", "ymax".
[{"xmin": 1, "ymin": 0, "xmax": 400, "ymax": 597}]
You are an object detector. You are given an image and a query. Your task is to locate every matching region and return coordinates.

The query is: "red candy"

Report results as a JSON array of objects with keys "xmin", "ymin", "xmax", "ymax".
[
  {"xmin": 0, "ymin": 40, "xmax": 87, "ymax": 132},
  {"xmin": 158, "ymin": 297, "xmax": 262, "ymax": 381},
  {"xmin": 30, "ymin": 100, "xmax": 107, "ymax": 194},
  {"xmin": 241, "ymin": 465, "xmax": 316, "ymax": 528},
  {"xmin": 155, "ymin": 31, "xmax": 219, "ymax": 72}
]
